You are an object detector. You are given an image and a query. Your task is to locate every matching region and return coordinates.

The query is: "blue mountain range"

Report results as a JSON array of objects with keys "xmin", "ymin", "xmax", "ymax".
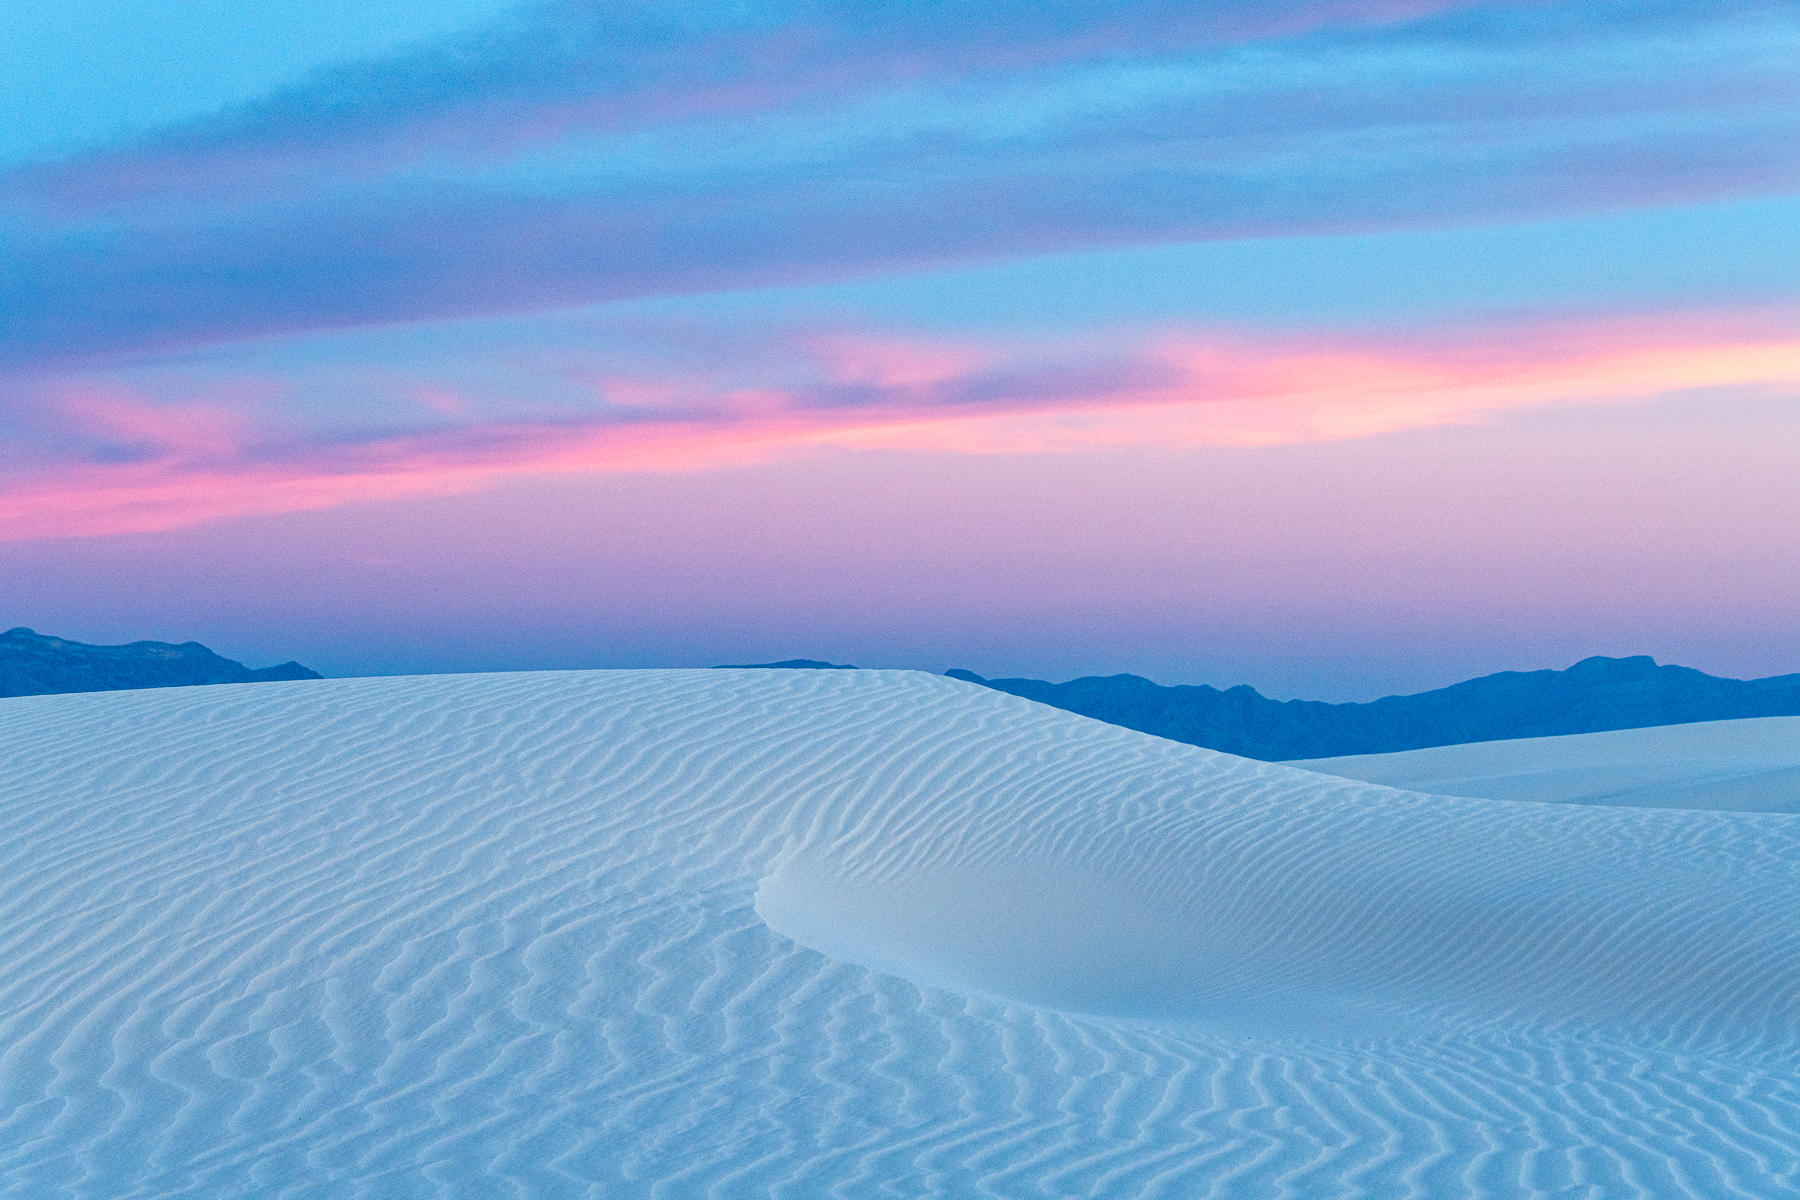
[
  {"xmin": 948, "ymin": 656, "xmax": 1800, "ymax": 759},
  {"xmin": 0, "ymin": 628, "xmax": 320, "ymax": 698}
]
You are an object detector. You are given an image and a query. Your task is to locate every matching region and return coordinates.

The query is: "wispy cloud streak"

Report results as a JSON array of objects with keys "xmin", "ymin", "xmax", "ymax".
[
  {"xmin": 2, "ymin": 3, "xmax": 1796, "ymax": 374},
  {"xmin": 5, "ymin": 309, "xmax": 1795, "ymax": 540},
  {"xmin": 5, "ymin": 0, "xmax": 1550, "ymax": 206}
]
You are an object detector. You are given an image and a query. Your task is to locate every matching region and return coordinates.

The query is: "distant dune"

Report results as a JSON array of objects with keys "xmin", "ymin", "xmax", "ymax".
[
  {"xmin": 1297, "ymin": 714, "xmax": 1800, "ymax": 813},
  {"xmin": 951, "ymin": 654, "xmax": 1800, "ymax": 759},
  {"xmin": 0, "ymin": 626, "xmax": 320, "ymax": 697},
  {"xmin": 0, "ymin": 669, "xmax": 1795, "ymax": 1196}
]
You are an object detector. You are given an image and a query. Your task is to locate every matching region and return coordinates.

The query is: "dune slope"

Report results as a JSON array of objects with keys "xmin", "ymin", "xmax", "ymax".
[
  {"xmin": 1, "ymin": 670, "xmax": 1797, "ymax": 1198},
  {"xmin": 1297, "ymin": 715, "xmax": 1800, "ymax": 813}
]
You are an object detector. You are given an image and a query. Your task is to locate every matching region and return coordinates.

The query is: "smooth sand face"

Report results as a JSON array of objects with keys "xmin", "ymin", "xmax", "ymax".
[
  {"xmin": 1, "ymin": 670, "xmax": 1797, "ymax": 1196},
  {"xmin": 1294, "ymin": 715, "xmax": 1800, "ymax": 812}
]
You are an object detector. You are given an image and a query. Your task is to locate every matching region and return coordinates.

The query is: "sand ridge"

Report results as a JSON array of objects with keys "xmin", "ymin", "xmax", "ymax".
[{"xmin": 1297, "ymin": 715, "xmax": 1800, "ymax": 812}]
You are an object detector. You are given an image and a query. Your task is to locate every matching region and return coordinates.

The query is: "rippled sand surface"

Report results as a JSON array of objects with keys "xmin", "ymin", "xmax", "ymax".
[{"xmin": 2, "ymin": 670, "xmax": 1796, "ymax": 1197}]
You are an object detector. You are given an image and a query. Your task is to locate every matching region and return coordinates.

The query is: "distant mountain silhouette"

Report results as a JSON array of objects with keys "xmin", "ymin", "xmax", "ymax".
[
  {"xmin": 0, "ymin": 628, "xmax": 321, "ymax": 699},
  {"xmin": 947, "ymin": 656, "xmax": 1800, "ymax": 760},
  {"xmin": 715, "ymin": 660, "xmax": 857, "ymax": 670}
]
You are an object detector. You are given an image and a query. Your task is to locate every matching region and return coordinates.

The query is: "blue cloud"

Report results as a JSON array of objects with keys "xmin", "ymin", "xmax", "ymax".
[{"xmin": 2, "ymin": 1, "xmax": 1796, "ymax": 376}]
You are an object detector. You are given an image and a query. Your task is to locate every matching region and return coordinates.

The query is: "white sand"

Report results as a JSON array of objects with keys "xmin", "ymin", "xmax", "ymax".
[
  {"xmin": 1295, "ymin": 715, "xmax": 1800, "ymax": 812},
  {"xmin": 0, "ymin": 670, "xmax": 1795, "ymax": 1197}
]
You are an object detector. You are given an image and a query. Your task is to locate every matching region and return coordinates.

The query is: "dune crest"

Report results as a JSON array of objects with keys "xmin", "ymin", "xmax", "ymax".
[{"xmin": 1298, "ymin": 715, "xmax": 1800, "ymax": 812}]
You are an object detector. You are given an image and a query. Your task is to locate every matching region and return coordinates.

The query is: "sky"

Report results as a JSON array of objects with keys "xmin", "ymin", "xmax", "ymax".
[{"xmin": 2, "ymin": 0, "xmax": 1797, "ymax": 699}]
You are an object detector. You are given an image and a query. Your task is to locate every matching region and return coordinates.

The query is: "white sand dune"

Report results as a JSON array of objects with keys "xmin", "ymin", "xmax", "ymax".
[
  {"xmin": 1, "ymin": 670, "xmax": 1797, "ymax": 1198},
  {"xmin": 1295, "ymin": 716, "xmax": 1800, "ymax": 813}
]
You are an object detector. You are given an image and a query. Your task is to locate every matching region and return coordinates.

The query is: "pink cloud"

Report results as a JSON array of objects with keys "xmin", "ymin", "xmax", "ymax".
[
  {"xmin": 795, "ymin": 332, "xmax": 991, "ymax": 389},
  {"xmin": 4, "ymin": 310, "xmax": 1796, "ymax": 542},
  {"xmin": 51, "ymin": 385, "xmax": 257, "ymax": 462}
]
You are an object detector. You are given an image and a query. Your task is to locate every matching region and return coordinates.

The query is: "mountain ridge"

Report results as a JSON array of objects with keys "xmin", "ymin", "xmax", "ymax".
[
  {"xmin": 0, "ymin": 627, "xmax": 321, "ymax": 698},
  {"xmin": 947, "ymin": 655, "xmax": 1800, "ymax": 760}
]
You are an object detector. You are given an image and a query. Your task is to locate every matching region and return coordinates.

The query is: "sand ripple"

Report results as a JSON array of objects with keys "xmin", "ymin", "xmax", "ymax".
[{"xmin": 0, "ymin": 670, "xmax": 1796, "ymax": 1197}]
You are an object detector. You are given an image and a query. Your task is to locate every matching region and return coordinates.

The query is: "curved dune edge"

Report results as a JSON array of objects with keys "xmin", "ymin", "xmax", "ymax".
[
  {"xmin": 742, "ymin": 691, "xmax": 1800, "ymax": 1047},
  {"xmin": 1295, "ymin": 715, "xmax": 1800, "ymax": 812},
  {"xmin": 0, "ymin": 669, "xmax": 1796, "ymax": 1197},
  {"xmin": 755, "ymin": 853, "xmax": 1224, "ymax": 1021}
]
